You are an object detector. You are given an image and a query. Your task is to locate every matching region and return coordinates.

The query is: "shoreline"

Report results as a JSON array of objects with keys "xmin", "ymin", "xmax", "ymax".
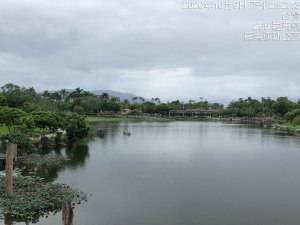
[
  {"xmin": 271, "ymin": 123, "xmax": 300, "ymax": 136},
  {"xmin": 86, "ymin": 116, "xmax": 300, "ymax": 137}
]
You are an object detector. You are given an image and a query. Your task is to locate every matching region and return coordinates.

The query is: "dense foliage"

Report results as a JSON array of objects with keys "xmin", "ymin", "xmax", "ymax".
[
  {"xmin": 0, "ymin": 103, "xmax": 90, "ymax": 154},
  {"xmin": 0, "ymin": 175, "xmax": 87, "ymax": 223},
  {"xmin": 0, "ymin": 82, "xmax": 299, "ymax": 133},
  {"xmin": 223, "ymin": 97, "xmax": 300, "ymax": 118},
  {"xmin": 0, "ymin": 132, "xmax": 37, "ymax": 155},
  {"xmin": 286, "ymin": 109, "xmax": 300, "ymax": 122},
  {"xmin": 31, "ymin": 111, "xmax": 62, "ymax": 132},
  {"xmin": 292, "ymin": 115, "xmax": 300, "ymax": 125},
  {"xmin": 0, "ymin": 107, "xmax": 34, "ymax": 132},
  {"xmin": 62, "ymin": 113, "xmax": 90, "ymax": 140}
]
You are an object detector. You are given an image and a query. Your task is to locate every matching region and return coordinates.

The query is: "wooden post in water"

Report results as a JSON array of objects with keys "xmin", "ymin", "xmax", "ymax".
[
  {"xmin": 5, "ymin": 143, "xmax": 16, "ymax": 197},
  {"xmin": 4, "ymin": 214, "xmax": 12, "ymax": 225},
  {"xmin": 62, "ymin": 201, "xmax": 74, "ymax": 225}
]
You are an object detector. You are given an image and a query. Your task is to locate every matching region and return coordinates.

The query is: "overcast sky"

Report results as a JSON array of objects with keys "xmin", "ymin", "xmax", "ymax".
[{"xmin": 0, "ymin": 0, "xmax": 299, "ymax": 103}]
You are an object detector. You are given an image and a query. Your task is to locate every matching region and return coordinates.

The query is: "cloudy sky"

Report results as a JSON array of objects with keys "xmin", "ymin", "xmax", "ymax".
[{"xmin": 0, "ymin": 0, "xmax": 299, "ymax": 103}]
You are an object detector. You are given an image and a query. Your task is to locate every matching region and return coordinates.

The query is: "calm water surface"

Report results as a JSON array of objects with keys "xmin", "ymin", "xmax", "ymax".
[{"xmin": 6, "ymin": 121, "xmax": 300, "ymax": 225}]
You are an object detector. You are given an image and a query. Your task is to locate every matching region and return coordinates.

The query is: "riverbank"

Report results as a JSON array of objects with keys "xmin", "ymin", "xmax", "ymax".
[
  {"xmin": 272, "ymin": 123, "xmax": 300, "ymax": 136},
  {"xmin": 86, "ymin": 116, "xmax": 174, "ymax": 123}
]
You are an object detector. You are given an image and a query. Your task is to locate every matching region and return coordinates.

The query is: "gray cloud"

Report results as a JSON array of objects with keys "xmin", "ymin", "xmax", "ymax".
[{"xmin": 0, "ymin": 0, "xmax": 299, "ymax": 102}]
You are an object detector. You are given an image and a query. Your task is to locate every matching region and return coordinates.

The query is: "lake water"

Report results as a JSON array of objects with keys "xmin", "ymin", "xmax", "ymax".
[{"xmin": 3, "ymin": 121, "xmax": 300, "ymax": 225}]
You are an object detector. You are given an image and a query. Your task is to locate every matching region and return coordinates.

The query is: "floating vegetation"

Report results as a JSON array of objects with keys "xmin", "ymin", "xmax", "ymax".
[
  {"xmin": 0, "ymin": 175, "xmax": 88, "ymax": 223},
  {"xmin": 0, "ymin": 168, "xmax": 22, "ymax": 177},
  {"xmin": 18, "ymin": 154, "xmax": 68, "ymax": 168}
]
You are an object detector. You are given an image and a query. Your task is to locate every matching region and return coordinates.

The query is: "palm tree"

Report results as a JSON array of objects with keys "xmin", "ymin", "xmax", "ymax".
[
  {"xmin": 199, "ymin": 97, "xmax": 204, "ymax": 110},
  {"xmin": 42, "ymin": 90, "xmax": 51, "ymax": 98},
  {"xmin": 101, "ymin": 93, "xmax": 109, "ymax": 100},
  {"xmin": 139, "ymin": 97, "xmax": 145, "ymax": 104},
  {"xmin": 69, "ymin": 88, "xmax": 83, "ymax": 99},
  {"xmin": 60, "ymin": 89, "xmax": 68, "ymax": 101},
  {"xmin": 124, "ymin": 99, "xmax": 129, "ymax": 109},
  {"xmin": 75, "ymin": 88, "xmax": 83, "ymax": 94},
  {"xmin": 154, "ymin": 97, "xmax": 161, "ymax": 104},
  {"xmin": 50, "ymin": 91, "xmax": 62, "ymax": 101}
]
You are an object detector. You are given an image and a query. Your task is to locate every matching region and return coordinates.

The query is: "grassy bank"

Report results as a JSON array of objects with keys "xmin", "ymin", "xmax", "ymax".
[
  {"xmin": 85, "ymin": 116, "xmax": 219, "ymax": 123},
  {"xmin": 86, "ymin": 116, "xmax": 174, "ymax": 123},
  {"xmin": 272, "ymin": 123, "xmax": 300, "ymax": 136},
  {"xmin": 272, "ymin": 123, "xmax": 300, "ymax": 129},
  {"xmin": 174, "ymin": 116, "xmax": 215, "ymax": 121},
  {"xmin": 86, "ymin": 117, "xmax": 133, "ymax": 123}
]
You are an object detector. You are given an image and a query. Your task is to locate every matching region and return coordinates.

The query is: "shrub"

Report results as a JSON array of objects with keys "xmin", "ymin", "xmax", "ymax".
[
  {"xmin": 0, "ymin": 131, "xmax": 37, "ymax": 155},
  {"xmin": 292, "ymin": 115, "xmax": 300, "ymax": 125},
  {"xmin": 0, "ymin": 175, "xmax": 87, "ymax": 223},
  {"xmin": 285, "ymin": 109, "xmax": 300, "ymax": 122},
  {"xmin": 54, "ymin": 131, "xmax": 63, "ymax": 144},
  {"xmin": 73, "ymin": 106, "xmax": 84, "ymax": 114},
  {"xmin": 128, "ymin": 109, "xmax": 142, "ymax": 116},
  {"xmin": 62, "ymin": 113, "xmax": 90, "ymax": 140}
]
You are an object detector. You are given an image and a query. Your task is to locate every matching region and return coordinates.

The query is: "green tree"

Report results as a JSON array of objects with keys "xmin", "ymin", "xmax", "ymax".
[
  {"xmin": 0, "ymin": 94, "xmax": 7, "ymax": 106},
  {"xmin": 68, "ymin": 87, "xmax": 84, "ymax": 100},
  {"xmin": 60, "ymin": 89, "xmax": 69, "ymax": 101},
  {"xmin": 50, "ymin": 91, "xmax": 62, "ymax": 101},
  {"xmin": 22, "ymin": 98, "xmax": 59, "ymax": 112},
  {"xmin": 168, "ymin": 100, "xmax": 181, "ymax": 110},
  {"xmin": 292, "ymin": 115, "xmax": 300, "ymax": 125},
  {"xmin": 226, "ymin": 98, "xmax": 244, "ymax": 116},
  {"xmin": 31, "ymin": 111, "xmax": 62, "ymax": 133},
  {"xmin": 62, "ymin": 113, "xmax": 90, "ymax": 140},
  {"xmin": 123, "ymin": 99, "xmax": 130, "ymax": 109},
  {"xmin": 73, "ymin": 106, "xmax": 85, "ymax": 114},
  {"xmin": 0, "ymin": 107, "xmax": 34, "ymax": 132},
  {"xmin": 293, "ymin": 115, "xmax": 300, "ymax": 125},
  {"xmin": 1, "ymin": 131, "xmax": 37, "ymax": 154},
  {"xmin": 100, "ymin": 92, "xmax": 109, "ymax": 100},
  {"xmin": 272, "ymin": 97, "xmax": 296, "ymax": 117},
  {"xmin": 80, "ymin": 96, "xmax": 101, "ymax": 113},
  {"xmin": 42, "ymin": 90, "xmax": 51, "ymax": 98},
  {"xmin": 155, "ymin": 104, "xmax": 170, "ymax": 116},
  {"xmin": 128, "ymin": 109, "xmax": 143, "ymax": 117},
  {"xmin": 1, "ymin": 83, "xmax": 37, "ymax": 107},
  {"xmin": 210, "ymin": 103, "xmax": 224, "ymax": 110},
  {"xmin": 285, "ymin": 109, "xmax": 300, "ymax": 122},
  {"xmin": 142, "ymin": 102, "xmax": 156, "ymax": 113},
  {"xmin": 261, "ymin": 97, "xmax": 275, "ymax": 116}
]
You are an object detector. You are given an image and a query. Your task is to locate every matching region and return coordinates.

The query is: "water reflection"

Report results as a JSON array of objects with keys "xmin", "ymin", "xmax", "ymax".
[
  {"xmin": 0, "ymin": 139, "xmax": 91, "ymax": 224},
  {"xmin": 2, "ymin": 121, "xmax": 300, "ymax": 225},
  {"xmin": 19, "ymin": 139, "xmax": 91, "ymax": 182}
]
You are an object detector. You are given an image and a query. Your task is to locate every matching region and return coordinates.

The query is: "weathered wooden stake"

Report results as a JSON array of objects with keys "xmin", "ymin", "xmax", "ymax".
[
  {"xmin": 62, "ymin": 201, "xmax": 74, "ymax": 225},
  {"xmin": 4, "ymin": 214, "xmax": 12, "ymax": 225},
  {"xmin": 5, "ymin": 143, "xmax": 16, "ymax": 197}
]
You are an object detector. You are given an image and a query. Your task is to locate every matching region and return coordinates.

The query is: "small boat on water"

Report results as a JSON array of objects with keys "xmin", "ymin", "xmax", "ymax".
[{"xmin": 123, "ymin": 129, "xmax": 131, "ymax": 136}]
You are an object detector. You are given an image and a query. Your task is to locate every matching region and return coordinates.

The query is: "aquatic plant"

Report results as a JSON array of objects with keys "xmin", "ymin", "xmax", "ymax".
[{"xmin": 18, "ymin": 154, "xmax": 67, "ymax": 168}]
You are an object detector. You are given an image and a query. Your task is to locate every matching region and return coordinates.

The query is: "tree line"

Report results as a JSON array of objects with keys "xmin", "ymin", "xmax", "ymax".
[
  {"xmin": 0, "ymin": 83, "xmax": 92, "ymax": 155},
  {"xmin": 224, "ymin": 97, "xmax": 300, "ymax": 124},
  {"xmin": 0, "ymin": 83, "xmax": 224, "ymax": 116},
  {"xmin": 1, "ymin": 83, "xmax": 300, "ymax": 155}
]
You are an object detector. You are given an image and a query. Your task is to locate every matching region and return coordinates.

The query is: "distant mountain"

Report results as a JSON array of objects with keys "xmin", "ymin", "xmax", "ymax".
[{"xmin": 91, "ymin": 90, "xmax": 138, "ymax": 101}]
